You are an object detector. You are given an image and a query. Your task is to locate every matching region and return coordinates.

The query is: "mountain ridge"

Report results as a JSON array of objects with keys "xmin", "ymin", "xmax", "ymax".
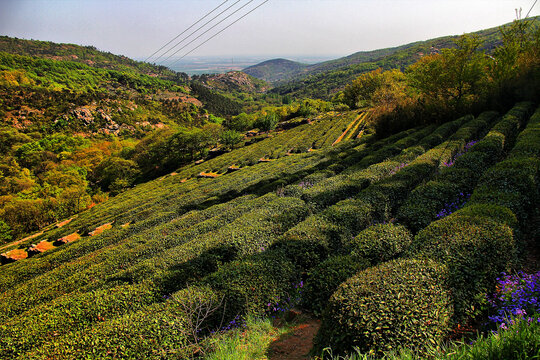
[{"xmin": 246, "ymin": 16, "xmax": 539, "ymax": 99}]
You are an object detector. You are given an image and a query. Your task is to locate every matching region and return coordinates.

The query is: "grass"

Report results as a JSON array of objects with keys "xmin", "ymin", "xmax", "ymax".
[
  {"xmin": 204, "ymin": 316, "xmax": 290, "ymax": 360},
  {"xmin": 316, "ymin": 319, "xmax": 540, "ymax": 360}
]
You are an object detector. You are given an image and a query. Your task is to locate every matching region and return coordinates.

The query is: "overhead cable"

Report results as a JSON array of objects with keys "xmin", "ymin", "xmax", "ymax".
[
  {"xmin": 160, "ymin": 0, "xmax": 256, "ymax": 65},
  {"xmin": 155, "ymin": 0, "xmax": 245, "ymax": 64},
  {"xmin": 145, "ymin": 0, "xmax": 230, "ymax": 63},
  {"xmin": 169, "ymin": 0, "xmax": 269, "ymax": 68}
]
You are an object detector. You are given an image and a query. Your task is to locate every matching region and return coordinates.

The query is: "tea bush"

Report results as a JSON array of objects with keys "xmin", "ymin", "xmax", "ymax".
[
  {"xmin": 302, "ymin": 255, "xmax": 370, "ymax": 316},
  {"xmin": 202, "ymin": 251, "xmax": 297, "ymax": 320},
  {"xmin": 412, "ymin": 215, "xmax": 517, "ymax": 322},
  {"xmin": 314, "ymin": 258, "xmax": 452, "ymax": 356},
  {"xmin": 345, "ymin": 223, "xmax": 412, "ymax": 264}
]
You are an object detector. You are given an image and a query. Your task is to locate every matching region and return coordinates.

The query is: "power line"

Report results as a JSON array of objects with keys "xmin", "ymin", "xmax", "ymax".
[
  {"xmin": 525, "ymin": 0, "xmax": 538, "ymax": 18},
  {"xmin": 153, "ymin": 0, "xmax": 243, "ymax": 64},
  {"xmin": 160, "ymin": 0, "xmax": 255, "ymax": 65},
  {"xmin": 168, "ymin": 0, "xmax": 269, "ymax": 68},
  {"xmin": 145, "ymin": 0, "xmax": 230, "ymax": 63}
]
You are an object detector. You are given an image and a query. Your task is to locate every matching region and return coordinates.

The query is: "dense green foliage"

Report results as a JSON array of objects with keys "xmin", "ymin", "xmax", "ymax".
[
  {"xmin": 302, "ymin": 255, "xmax": 370, "ymax": 316},
  {"xmin": 0, "ymin": 17, "xmax": 539, "ymax": 360},
  {"xmin": 344, "ymin": 223, "xmax": 412, "ymax": 264},
  {"xmin": 411, "ymin": 215, "xmax": 517, "ymax": 322},
  {"xmin": 314, "ymin": 258, "xmax": 452, "ymax": 356}
]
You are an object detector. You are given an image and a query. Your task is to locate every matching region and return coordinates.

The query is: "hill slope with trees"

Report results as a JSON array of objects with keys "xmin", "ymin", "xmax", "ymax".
[{"xmin": 0, "ymin": 17, "xmax": 539, "ymax": 360}]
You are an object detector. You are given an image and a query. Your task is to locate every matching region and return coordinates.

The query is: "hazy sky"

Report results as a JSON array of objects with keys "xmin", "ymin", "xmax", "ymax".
[{"xmin": 1, "ymin": 0, "xmax": 538, "ymax": 62}]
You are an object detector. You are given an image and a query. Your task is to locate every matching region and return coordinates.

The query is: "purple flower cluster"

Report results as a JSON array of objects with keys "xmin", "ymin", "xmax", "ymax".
[
  {"xmin": 389, "ymin": 162, "xmax": 408, "ymax": 175},
  {"xmin": 265, "ymin": 281, "xmax": 303, "ymax": 318},
  {"xmin": 487, "ymin": 271, "xmax": 540, "ymax": 328},
  {"xmin": 443, "ymin": 140, "xmax": 478, "ymax": 167},
  {"xmin": 297, "ymin": 180, "xmax": 314, "ymax": 189},
  {"xmin": 435, "ymin": 192, "xmax": 471, "ymax": 219},
  {"xmin": 210, "ymin": 315, "xmax": 247, "ymax": 335}
]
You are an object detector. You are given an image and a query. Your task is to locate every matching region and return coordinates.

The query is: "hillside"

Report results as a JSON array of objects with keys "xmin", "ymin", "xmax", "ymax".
[
  {"xmin": 0, "ymin": 101, "xmax": 538, "ymax": 358},
  {"xmin": 243, "ymin": 58, "xmax": 308, "ymax": 82},
  {"xmin": 192, "ymin": 71, "xmax": 270, "ymax": 93},
  {"xmin": 248, "ymin": 16, "xmax": 539, "ymax": 99},
  {"xmin": 0, "ymin": 36, "xmax": 182, "ymax": 81},
  {"xmin": 0, "ymin": 16, "xmax": 539, "ymax": 360}
]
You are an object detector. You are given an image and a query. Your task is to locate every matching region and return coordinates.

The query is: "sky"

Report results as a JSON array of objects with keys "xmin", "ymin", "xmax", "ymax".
[{"xmin": 1, "ymin": 0, "xmax": 539, "ymax": 63}]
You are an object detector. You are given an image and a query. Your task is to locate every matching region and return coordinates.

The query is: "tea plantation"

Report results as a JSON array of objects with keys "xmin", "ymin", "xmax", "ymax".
[{"xmin": 0, "ymin": 102, "xmax": 539, "ymax": 359}]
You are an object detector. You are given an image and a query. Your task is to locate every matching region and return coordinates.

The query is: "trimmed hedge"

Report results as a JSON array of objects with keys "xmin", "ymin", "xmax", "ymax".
[
  {"xmin": 411, "ymin": 215, "xmax": 517, "ymax": 322},
  {"xmin": 301, "ymin": 255, "xmax": 370, "ymax": 316},
  {"xmin": 314, "ymin": 258, "xmax": 452, "ymax": 356},
  {"xmin": 29, "ymin": 285, "xmax": 219, "ymax": 359},
  {"xmin": 344, "ymin": 223, "xmax": 413, "ymax": 264},
  {"xmin": 396, "ymin": 180, "xmax": 461, "ymax": 233},
  {"xmin": 470, "ymin": 157, "xmax": 539, "ymax": 222},
  {"xmin": 453, "ymin": 203, "xmax": 519, "ymax": 230},
  {"xmin": 202, "ymin": 251, "xmax": 298, "ymax": 320},
  {"xmin": 396, "ymin": 107, "xmax": 530, "ymax": 233}
]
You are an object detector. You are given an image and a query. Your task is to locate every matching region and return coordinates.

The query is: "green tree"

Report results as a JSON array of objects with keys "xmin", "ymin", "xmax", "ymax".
[
  {"xmin": 255, "ymin": 112, "xmax": 279, "ymax": 132},
  {"xmin": 0, "ymin": 220, "xmax": 12, "ymax": 244},
  {"xmin": 93, "ymin": 157, "xmax": 140, "ymax": 192},
  {"xmin": 227, "ymin": 112, "xmax": 253, "ymax": 131},
  {"xmin": 220, "ymin": 130, "xmax": 243, "ymax": 150},
  {"xmin": 407, "ymin": 35, "xmax": 488, "ymax": 112}
]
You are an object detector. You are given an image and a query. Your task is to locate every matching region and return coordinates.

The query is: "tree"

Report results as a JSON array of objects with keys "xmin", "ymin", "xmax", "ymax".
[
  {"xmin": 255, "ymin": 112, "xmax": 279, "ymax": 132},
  {"xmin": 0, "ymin": 220, "xmax": 12, "ymax": 244},
  {"xmin": 93, "ymin": 157, "xmax": 140, "ymax": 192},
  {"xmin": 226, "ymin": 112, "xmax": 253, "ymax": 132},
  {"xmin": 407, "ymin": 35, "xmax": 488, "ymax": 112},
  {"xmin": 220, "ymin": 130, "xmax": 243, "ymax": 150}
]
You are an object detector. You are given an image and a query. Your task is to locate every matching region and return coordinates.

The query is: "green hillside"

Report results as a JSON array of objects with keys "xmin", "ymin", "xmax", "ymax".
[
  {"xmin": 259, "ymin": 16, "xmax": 540, "ymax": 99},
  {"xmin": 1, "ymin": 100, "xmax": 538, "ymax": 359},
  {"xmin": 0, "ymin": 36, "xmax": 181, "ymax": 81},
  {"xmin": 0, "ymin": 17, "xmax": 539, "ymax": 360}
]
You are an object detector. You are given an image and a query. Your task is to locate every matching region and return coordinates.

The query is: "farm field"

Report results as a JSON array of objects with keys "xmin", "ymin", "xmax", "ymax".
[
  {"xmin": 1, "ymin": 101, "xmax": 538, "ymax": 359},
  {"xmin": 1, "ymin": 12, "xmax": 540, "ymax": 359}
]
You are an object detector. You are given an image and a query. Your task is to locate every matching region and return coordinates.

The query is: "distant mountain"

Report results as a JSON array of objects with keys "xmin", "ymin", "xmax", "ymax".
[
  {"xmin": 251, "ymin": 17, "xmax": 539, "ymax": 99},
  {"xmin": 243, "ymin": 58, "xmax": 308, "ymax": 82}
]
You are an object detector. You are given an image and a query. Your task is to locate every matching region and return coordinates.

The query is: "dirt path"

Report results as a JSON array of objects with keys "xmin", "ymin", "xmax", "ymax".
[
  {"xmin": 267, "ymin": 318, "xmax": 321, "ymax": 360},
  {"xmin": 0, "ymin": 232, "xmax": 43, "ymax": 252}
]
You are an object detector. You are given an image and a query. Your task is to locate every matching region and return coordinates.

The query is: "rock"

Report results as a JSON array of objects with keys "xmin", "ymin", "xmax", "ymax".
[{"xmin": 71, "ymin": 108, "xmax": 94, "ymax": 125}]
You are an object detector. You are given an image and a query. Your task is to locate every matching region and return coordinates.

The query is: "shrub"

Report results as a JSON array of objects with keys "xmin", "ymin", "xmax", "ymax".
[
  {"xmin": 202, "ymin": 251, "xmax": 298, "ymax": 321},
  {"xmin": 345, "ymin": 223, "xmax": 413, "ymax": 264},
  {"xmin": 437, "ymin": 167, "xmax": 478, "ymax": 194},
  {"xmin": 453, "ymin": 204, "xmax": 518, "ymax": 230},
  {"xmin": 314, "ymin": 258, "xmax": 452, "ymax": 356},
  {"xmin": 411, "ymin": 215, "xmax": 517, "ymax": 322},
  {"xmin": 471, "ymin": 157, "xmax": 539, "ymax": 221},
  {"xmin": 30, "ymin": 286, "xmax": 219, "ymax": 360},
  {"xmin": 302, "ymin": 255, "xmax": 370, "ymax": 316},
  {"xmin": 271, "ymin": 215, "xmax": 339, "ymax": 272},
  {"xmin": 324, "ymin": 198, "xmax": 374, "ymax": 241},
  {"xmin": 510, "ymin": 107, "xmax": 540, "ymax": 157},
  {"xmin": 397, "ymin": 180, "xmax": 461, "ymax": 233}
]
